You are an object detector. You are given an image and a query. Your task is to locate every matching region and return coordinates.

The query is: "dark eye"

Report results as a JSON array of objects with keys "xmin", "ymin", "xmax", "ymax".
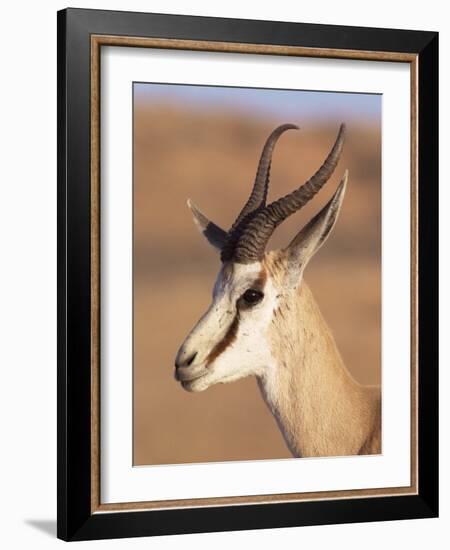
[{"xmin": 241, "ymin": 288, "xmax": 264, "ymax": 306}]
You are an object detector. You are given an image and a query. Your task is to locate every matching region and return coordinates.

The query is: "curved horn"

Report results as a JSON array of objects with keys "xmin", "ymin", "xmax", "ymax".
[
  {"xmin": 221, "ymin": 123, "xmax": 298, "ymax": 261},
  {"xmin": 230, "ymin": 123, "xmax": 299, "ymax": 230},
  {"xmin": 231, "ymin": 123, "xmax": 346, "ymax": 264}
]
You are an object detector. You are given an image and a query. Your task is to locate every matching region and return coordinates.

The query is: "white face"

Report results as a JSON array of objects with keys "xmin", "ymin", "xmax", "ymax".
[
  {"xmin": 175, "ymin": 261, "xmax": 279, "ymax": 392},
  {"xmin": 175, "ymin": 167, "xmax": 348, "ymax": 393}
]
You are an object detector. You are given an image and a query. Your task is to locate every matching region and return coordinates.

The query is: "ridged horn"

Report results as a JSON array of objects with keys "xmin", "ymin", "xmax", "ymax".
[
  {"xmin": 230, "ymin": 123, "xmax": 346, "ymax": 264},
  {"xmin": 221, "ymin": 123, "xmax": 298, "ymax": 262}
]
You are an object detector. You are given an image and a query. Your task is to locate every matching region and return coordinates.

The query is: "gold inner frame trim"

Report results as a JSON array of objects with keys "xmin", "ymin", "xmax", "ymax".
[{"xmin": 90, "ymin": 34, "xmax": 419, "ymax": 514}]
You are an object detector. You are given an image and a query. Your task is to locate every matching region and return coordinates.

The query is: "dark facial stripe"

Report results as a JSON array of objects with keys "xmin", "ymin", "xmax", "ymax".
[
  {"xmin": 205, "ymin": 313, "xmax": 240, "ymax": 366},
  {"xmin": 205, "ymin": 267, "xmax": 266, "ymax": 366}
]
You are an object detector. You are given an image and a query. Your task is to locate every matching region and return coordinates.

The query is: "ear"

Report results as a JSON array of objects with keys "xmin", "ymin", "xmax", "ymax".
[
  {"xmin": 284, "ymin": 170, "xmax": 348, "ymax": 284},
  {"xmin": 187, "ymin": 199, "xmax": 228, "ymax": 251}
]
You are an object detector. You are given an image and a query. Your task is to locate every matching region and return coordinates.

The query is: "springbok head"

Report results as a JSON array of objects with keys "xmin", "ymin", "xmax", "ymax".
[{"xmin": 175, "ymin": 123, "xmax": 348, "ymax": 392}]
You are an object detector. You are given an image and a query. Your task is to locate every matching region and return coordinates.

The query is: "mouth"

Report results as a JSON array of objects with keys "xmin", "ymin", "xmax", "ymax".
[
  {"xmin": 174, "ymin": 365, "xmax": 206, "ymax": 382},
  {"xmin": 174, "ymin": 365, "xmax": 210, "ymax": 392}
]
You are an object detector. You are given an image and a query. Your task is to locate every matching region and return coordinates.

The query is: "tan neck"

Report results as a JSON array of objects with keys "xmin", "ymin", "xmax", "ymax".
[{"xmin": 257, "ymin": 282, "xmax": 380, "ymax": 458}]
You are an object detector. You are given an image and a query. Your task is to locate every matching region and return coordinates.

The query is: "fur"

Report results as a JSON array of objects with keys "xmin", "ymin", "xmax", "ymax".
[
  {"xmin": 176, "ymin": 173, "xmax": 381, "ymax": 458},
  {"xmin": 257, "ymin": 253, "xmax": 381, "ymax": 457}
]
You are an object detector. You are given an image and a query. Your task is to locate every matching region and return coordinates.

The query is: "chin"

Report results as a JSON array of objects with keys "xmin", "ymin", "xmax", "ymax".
[{"xmin": 181, "ymin": 377, "xmax": 211, "ymax": 393}]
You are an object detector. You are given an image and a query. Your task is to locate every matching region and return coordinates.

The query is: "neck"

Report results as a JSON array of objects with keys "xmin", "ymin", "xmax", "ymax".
[{"xmin": 257, "ymin": 282, "xmax": 380, "ymax": 457}]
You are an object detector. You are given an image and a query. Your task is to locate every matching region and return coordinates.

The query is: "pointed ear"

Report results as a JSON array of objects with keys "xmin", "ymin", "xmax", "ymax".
[
  {"xmin": 187, "ymin": 199, "xmax": 228, "ymax": 251},
  {"xmin": 285, "ymin": 170, "xmax": 348, "ymax": 284}
]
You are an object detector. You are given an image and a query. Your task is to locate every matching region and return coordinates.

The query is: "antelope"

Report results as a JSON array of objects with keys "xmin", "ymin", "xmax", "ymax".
[{"xmin": 175, "ymin": 123, "xmax": 381, "ymax": 458}]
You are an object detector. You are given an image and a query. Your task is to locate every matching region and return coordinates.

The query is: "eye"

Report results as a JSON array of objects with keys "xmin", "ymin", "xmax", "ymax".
[{"xmin": 241, "ymin": 288, "xmax": 264, "ymax": 306}]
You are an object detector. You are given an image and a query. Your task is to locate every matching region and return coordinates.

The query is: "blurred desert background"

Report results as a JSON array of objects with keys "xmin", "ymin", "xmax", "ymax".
[{"xmin": 133, "ymin": 83, "xmax": 381, "ymax": 465}]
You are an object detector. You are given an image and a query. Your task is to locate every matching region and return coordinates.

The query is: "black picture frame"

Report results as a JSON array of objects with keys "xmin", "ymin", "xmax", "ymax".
[{"xmin": 57, "ymin": 7, "xmax": 438, "ymax": 541}]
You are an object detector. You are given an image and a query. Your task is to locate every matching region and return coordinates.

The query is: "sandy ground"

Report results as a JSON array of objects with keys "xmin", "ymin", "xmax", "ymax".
[{"xmin": 132, "ymin": 102, "xmax": 381, "ymax": 465}]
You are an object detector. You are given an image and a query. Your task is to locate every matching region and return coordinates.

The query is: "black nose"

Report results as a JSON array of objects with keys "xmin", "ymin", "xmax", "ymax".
[{"xmin": 175, "ymin": 351, "xmax": 197, "ymax": 369}]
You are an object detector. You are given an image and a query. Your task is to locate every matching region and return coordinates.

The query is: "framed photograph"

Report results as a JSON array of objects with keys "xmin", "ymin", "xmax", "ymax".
[{"xmin": 57, "ymin": 8, "xmax": 438, "ymax": 541}]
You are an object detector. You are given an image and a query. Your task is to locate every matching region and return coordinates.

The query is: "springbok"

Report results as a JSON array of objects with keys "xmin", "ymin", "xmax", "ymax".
[{"xmin": 175, "ymin": 123, "xmax": 381, "ymax": 458}]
